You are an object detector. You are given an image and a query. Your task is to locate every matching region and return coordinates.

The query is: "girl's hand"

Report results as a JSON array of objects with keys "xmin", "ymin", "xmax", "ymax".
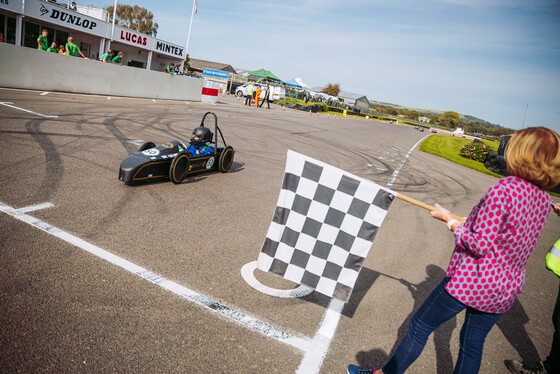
[{"xmin": 431, "ymin": 203, "xmax": 452, "ymax": 222}]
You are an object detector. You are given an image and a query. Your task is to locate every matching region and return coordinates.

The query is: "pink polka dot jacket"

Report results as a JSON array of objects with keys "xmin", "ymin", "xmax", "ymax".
[{"xmin": 446, "ymin": 176, "xmax": 551, "ymax": 314}]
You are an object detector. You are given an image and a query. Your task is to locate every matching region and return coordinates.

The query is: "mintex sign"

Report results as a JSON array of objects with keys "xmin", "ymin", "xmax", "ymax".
[
  {"xmin": 0, "ymin": 0, "xmax": 23, "ymax": 13},
  {"xmin": 155, "ymin": 40, "xmax": 185, "ymax": 59},
  {"xmin": 24, "ymin": 0, "xmax": 108, "ymax": 38}
]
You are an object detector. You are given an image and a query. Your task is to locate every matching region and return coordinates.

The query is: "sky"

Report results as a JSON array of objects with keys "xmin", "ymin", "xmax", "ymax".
[{"xmin": 93, "ymin": 0, "xmax": 560, "ymax": 133}]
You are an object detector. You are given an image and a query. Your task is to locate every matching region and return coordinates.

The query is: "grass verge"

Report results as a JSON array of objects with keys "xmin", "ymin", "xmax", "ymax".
[
  {"xmin": 420, "ymin": 135, "xmax": 560, "ymax": 197},
  {"xmin": 419, "ymin": 135, "xmax": 502, "ymax": 178}
]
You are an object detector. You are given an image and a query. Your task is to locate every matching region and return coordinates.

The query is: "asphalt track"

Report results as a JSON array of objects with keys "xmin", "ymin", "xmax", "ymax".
[{"xmin": 1, "ymin": 88, "xmax": 559, "ymax": 374}]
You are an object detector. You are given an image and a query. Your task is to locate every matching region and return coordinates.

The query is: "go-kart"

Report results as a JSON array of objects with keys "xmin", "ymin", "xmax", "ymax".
[{"xmin": 118, "ymin": 112, "xmax": 235, "ymax": 185}]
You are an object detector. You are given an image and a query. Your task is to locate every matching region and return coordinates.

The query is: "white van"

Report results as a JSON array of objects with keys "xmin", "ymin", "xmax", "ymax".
[{"xmin": 235, "ymin": 83, "xmax": 284, "ymax": 102}]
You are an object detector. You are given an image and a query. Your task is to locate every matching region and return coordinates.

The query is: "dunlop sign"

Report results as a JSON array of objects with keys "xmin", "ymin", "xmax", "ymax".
[{"xmin": 24, "ymin": 0, "xmax": 109, "ymax": 38}]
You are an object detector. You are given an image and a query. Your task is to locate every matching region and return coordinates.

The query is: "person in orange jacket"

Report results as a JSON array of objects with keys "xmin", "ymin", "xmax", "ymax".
[{"xmin": 255, "ymin": 85, "xmax": 262, "ymax": 108}]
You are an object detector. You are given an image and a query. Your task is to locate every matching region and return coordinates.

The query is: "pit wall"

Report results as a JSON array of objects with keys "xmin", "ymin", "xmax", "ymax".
[{"xmin": 0, "ymin": 43, "xmax": 202, "ymax": 101}]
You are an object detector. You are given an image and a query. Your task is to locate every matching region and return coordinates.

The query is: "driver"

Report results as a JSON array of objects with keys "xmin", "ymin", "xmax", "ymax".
[{"xmin": 188, "ymin": 126, "xmax": 215, "ymax": 157}]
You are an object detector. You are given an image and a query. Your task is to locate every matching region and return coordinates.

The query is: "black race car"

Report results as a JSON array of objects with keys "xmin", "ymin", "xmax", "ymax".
[{"xmin": 119, "ymin": 112, "xmax": 235, "ymax": 185}]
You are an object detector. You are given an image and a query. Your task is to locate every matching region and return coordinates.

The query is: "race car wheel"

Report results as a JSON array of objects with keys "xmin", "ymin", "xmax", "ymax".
[
  {"xmin": 138, "ymin": 142, "xmax": 156, "ymax": 152},
  {"xmin": 218, "ymin": 146, "xmax": 234, "ymax": 173},
  {"xmin": 169, "ymin": 152, "xmax": 190, "ymax": 184}
]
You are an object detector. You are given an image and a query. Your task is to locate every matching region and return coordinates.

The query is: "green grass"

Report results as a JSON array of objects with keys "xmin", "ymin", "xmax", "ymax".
[
  {"xmin": 421, "ymin": 135, "xmax": 560, "ymax": 197},
  {"xmin": 419, "ymin": 135, "xmax": 503, "ymax": 178}
]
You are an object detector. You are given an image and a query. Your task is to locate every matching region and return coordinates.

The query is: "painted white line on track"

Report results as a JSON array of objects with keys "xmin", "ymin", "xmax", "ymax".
[
  {"xmin": 185, "ymin": 101, "xmax": 191, "ymax": 105},
  {"xmin": 0, "ymin": 102, "xmax": 58, "ymax": 118},
  {"xmin": 296, "ymin": 299, "xmax": 344, "ymax": 374},
  {"xmin": 386, "ymin": 134, "xmax": 430, "ymax": 188},
  {"xmin": 40, "ymin": 92, "xmax": 50, "ymax": 96},
  {"xmin": 0, "ymin": 201, "xmax": 311, "ymax": 353},
  {"xmin": 241, "ymin": 261, "xmax": 313, "ymax": 298},
  {"xmin": 14, "ymin": 202, "xmax": 54, "ymax": 213},
  {"xmin": 127, "ymin": 140, "xmax": 146, "ymax": 146},
  {"xmin": 152, "ymin": 99, "xmax": 157, "ymax": 103}
]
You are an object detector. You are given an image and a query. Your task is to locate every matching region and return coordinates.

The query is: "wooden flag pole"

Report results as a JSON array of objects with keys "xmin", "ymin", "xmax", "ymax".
[{"xmin": 395, "ymin": 193, "xmax": 464, "ymax": 222}]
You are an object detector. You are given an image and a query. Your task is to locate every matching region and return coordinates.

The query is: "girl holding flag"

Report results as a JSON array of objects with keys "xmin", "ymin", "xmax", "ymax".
[{"xmin": 348, "ymin": 127, "xmax": 560, "ymax": 374}]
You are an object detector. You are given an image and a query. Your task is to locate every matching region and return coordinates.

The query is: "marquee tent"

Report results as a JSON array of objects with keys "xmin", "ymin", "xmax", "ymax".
[
  {"xmin": 248, "ymin": 68, "xmax": 282, "ymax": 82},
  {"xmin": 284, "ymin": 79, "xmax": 302, "ymax": 88}
]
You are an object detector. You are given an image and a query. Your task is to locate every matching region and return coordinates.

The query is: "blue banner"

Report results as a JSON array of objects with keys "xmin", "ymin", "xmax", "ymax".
[{"xmin": 202, "ymin": 68, "xmax": 229, "ymax": 80}]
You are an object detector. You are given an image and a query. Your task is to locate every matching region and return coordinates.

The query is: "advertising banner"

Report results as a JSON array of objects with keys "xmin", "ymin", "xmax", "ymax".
[
  {"xmin": 203, "ymin": 68, "xmax": 229, "ymax": 80},
  {"xmin": 24, "ymin": 0, "xmax": 109, "ymax": 38},
  {"xmin": 113, "ymin": 25, "xmax": 154, "ymax": 50},
  {"xmin": 154, "ymin": 39, "xmax": 185, "ymax": 59},
  {"xmin": 0, "ymin": 0, "xmax": 23, "ymax": 14}
]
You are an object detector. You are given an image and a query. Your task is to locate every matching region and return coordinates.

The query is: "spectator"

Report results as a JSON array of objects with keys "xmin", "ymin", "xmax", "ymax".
[
  {"xmin": 111, "ymin": 51, "xmax": 124, "ymax": 65},
  {"xmin": 65, "ymin": 37, "xmax": 89, "ymax": 59},
  {"xmin": 164, "ymin": 63, "xmax": 176, "ymax": 75},
  {"xmin": 100, "ymin": 49, "xmax": 114, "ymax": 63},
  {"xmin": 46, "ymin": 41, "xmax": 58, "ymax": 53},
  {"xmin": 37, "ymin": 29, "xmax": 48, "ymax": 51},
  {"xmin": 347, "ymin": 127, "xmax": 560, "ymax": 374},
  {"xmin": 255, "ymin": 85, "xmax": 262, "ymax": 108},
  {"xmin": 173, "ymin": 64, "xmax": 183, "ymax": 75},
  {"xmin": 58, "ymin": 44, "xmax": 66, "ymax": 55},
  {"xmin": 244, "ymin": 83, "xmax": 254, "ymax": 107},
  {"xmin": 260, "ymin": 84, "xmax": 271, "ymax": 109}
]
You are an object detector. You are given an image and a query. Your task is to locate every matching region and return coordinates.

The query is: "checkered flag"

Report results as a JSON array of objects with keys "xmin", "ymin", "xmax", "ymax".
[{"xmin": 257, "ymin": 150, "xmax": 394, "ymax": 302}]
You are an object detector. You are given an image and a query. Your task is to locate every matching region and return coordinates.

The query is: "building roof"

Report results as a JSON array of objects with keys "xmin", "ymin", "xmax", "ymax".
[
  {"xmin": 338, "ymin": 90, "xmax": 369, "ymax": 102},
  {"xmin": 189, "ymin": 58, "xmax": 237, "ymax": 74}
]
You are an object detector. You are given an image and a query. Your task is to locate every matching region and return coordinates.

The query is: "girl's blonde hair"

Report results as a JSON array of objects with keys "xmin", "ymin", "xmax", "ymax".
[{"xmin": 506, "ymin": 126, "xmax": 560, "ymax": 190}]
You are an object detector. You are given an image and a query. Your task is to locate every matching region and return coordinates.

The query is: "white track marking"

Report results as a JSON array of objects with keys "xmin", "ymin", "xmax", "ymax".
[
  {"xmin": 127, "ymin": 140, "xmax": 146, "ymax": 146},
  {"xmin": 0, "ymin": 102, "xmax": 58, "ymax": 118},
  {"xmin": 152, "ymin": 99, "xmax": 157, "ymax": 103},
  {"xmin": 386, "ymin": 134, "xmax": 430, "ymax": 188},
  {"xmin": 40, "ymin": 92, "xmax": 50, "ymax": 96},
  {"xmin": 241, "ymin": 261, "xmax": 313, "ymax": 298},
  {"xmin": 0, "ymin": 201, "xmax": 311, "ymax": 352},
  {"xmin": 185, "ymin": 101, "xmax": 191, "ymax": 104},
  {"xmin": 296, "ymin": 299, "xmax": 344, "ymax": 374},
  {"xmin": 367, "ymin": 163, "xmax": 388, "ymax": 172},
  {"xmin": 14, "ymin": 202, "xmax": 54, "ymax": 213}
]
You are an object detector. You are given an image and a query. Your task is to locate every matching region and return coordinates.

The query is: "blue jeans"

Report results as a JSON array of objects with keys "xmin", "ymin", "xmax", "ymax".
[{"xmin": 383, "ymin": 277, "xmax": 501, "ymax": 374}]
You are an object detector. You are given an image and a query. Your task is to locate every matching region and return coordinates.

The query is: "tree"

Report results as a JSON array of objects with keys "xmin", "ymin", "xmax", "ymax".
[
  {"xmin": 438, "ymin": 111, "xmax": 460, "ymax": 129},
  {"xmin": 322, "ymin": 83, "xmax": 341, "ymax": 97},
  {"xmin": 106, "ymin": 4, "xmax": 159, "ymax": 37}
]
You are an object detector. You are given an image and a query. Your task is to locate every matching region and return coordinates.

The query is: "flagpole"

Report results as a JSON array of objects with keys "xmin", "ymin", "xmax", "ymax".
[
  {"xmin": 108, "ymin": 0, "xmax": 117, "ymax": 50},
  {"xmin": 180, "ymin": 0, "xmax": 197, "ymax": 73},
  {"xmin": 395, "ymin": 193, "xmax": 464, "ymax": 222}
]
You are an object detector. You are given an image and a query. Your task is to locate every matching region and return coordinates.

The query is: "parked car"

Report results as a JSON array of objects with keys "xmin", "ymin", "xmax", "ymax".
[{"xmin": 235, "ymin": 82, "xmax": 284, "ymax": 102}]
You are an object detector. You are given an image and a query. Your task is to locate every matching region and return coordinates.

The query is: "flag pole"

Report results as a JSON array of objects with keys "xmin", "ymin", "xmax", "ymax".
[
  {"xmin": 108, "ymin": 0, "xmax": 117, "ymax": 50},
  {"xmin": 395, "ymin": 193, "xmax": 464, "ymax": 222},
  {"xmin": 180, "ymin": 0, "xmax": 197, "ymax": 73}
]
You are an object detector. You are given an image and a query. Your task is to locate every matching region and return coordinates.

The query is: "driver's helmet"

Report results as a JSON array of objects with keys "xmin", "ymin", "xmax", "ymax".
[{"xmin": 190, "ymin": 126, "xmax": 212, "ymax": 145}]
